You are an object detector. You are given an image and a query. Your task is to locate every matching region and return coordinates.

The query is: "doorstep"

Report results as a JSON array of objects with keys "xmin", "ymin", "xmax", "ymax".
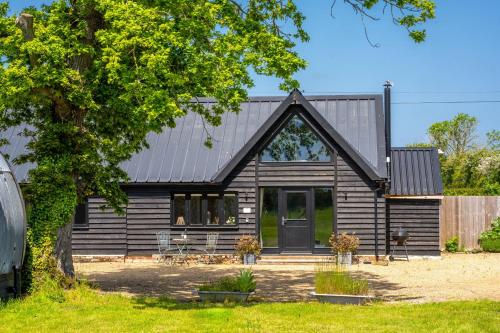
[{"xmin": 258, "ymin": 254, "xmax": 335, "ymax": 265}]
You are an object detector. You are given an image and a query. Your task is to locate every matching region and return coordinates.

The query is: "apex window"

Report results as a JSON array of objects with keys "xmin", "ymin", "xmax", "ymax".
[{"xmin": 260, "ymin": 115, "xmax": 331, "ymax": 162}]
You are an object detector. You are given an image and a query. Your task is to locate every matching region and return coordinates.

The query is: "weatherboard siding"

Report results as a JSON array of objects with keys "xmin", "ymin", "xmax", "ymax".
[
  {"xmin": 387, "ymin": 199, "xmax": 440, "ymax": 255},
  {"xmin": 336, "ymin": 153, "xmax": 386, "ymax": 255},
  {"xmin": 257, "ymin": 162, "xmax": 335, "ymax": 187},
  {"xmin": 72, "ymin": 197, "xmax": 127, "ymax": 255}
]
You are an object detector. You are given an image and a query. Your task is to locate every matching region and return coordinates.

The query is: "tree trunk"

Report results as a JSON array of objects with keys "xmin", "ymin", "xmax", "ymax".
[{"xmin": 55, "ymin": 215, "xmax": 75, "ymax": 277}]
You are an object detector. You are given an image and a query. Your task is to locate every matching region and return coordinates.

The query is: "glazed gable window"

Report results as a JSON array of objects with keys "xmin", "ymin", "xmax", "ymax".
[
  {"xmin": 172, "ymin": 193, "xmax": 238, "ymax": 227},
  {"xmin": 260, "ymin": 115, "xmax": 331, "ymax": 162}
]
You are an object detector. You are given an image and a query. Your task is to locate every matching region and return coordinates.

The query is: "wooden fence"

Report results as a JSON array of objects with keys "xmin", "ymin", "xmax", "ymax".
[{"xmin": 440, "ymin": 196, "xmax": 500, "ymax": 250}]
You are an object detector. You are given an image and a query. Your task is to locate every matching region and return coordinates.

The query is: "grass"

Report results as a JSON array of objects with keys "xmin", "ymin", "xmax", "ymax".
[
  {"xmin": 315, "ymin": 268, "xmax": 369, "ymax": 295},
  {"xmin": 261, "ymin": 207, "xmax": 333, "ymax": 248},
  {"xmin": 0, "ymin": 284, "xmax": 499, "ymax": 333}
]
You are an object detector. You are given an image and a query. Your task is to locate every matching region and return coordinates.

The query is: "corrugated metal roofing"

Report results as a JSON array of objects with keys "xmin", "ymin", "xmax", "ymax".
[
  {"xmin": 0, "ymin": 126, "xmax": 33, "ymax": 183},
  {"xmin": 390, "ymin": 148, "xmax": 443, "ymax": 196},
  {"xmin": 0, "ymin": 94, "xmax": 386, "ymax": 183},
  {"xmin": 0, "ymin": 152, "xmax": 27, "ymax": 274}
]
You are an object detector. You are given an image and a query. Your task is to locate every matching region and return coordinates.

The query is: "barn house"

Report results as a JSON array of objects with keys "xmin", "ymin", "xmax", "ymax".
[{"xmin": 1, "ymin": 86, "xmax": 443, "ymax": 258}]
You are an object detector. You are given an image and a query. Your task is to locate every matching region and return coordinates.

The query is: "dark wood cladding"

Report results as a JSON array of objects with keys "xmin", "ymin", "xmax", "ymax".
[
  {"xmin": 72, "ymin": 197, "xmax": 127, "ymax": 255},
  {"xmin": 126, "ymin": 190, "xmax": 170, "ymax": 256},
  {"xmin": 335, "ymin": 154, "xmax": 386, "ymax": 255},
  {"xmin": 72, "ymin": 152, "xmax": 440, "ymax": 257},
  {"xmin": 258, "ymin": 162, "xmax": 335, "ymax": 187},
  {"xmin": 387, "ymin": 199, "xmax": 440, "ymax": 255}
]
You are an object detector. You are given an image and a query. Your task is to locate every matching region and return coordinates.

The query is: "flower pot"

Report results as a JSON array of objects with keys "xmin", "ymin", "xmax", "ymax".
[
  {"xmin": 243, "ymin": 253, "xmax": 256, "ymax": 265},
  {"xmin": 337, "ymin": 252, "xmax": 352, "ymax": 266}
]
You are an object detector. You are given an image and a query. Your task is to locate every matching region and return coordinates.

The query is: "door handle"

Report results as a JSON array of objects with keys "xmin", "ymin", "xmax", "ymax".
[{"xmin": 281, "ymin": 216, "xmax": 286, "ymax": 226}]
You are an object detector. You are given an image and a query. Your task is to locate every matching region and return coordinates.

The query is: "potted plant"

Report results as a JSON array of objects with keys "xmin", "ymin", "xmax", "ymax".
[
  {"xmin": 196, "ymin": 269, "xmax": 256, "ymax": 302},
  {"xmin": 235, "ymin": 235, "xmax": 261, "ymax": 265},
  {"xmin": 329, "ymin": 232, "xmax": 359, "ymax": 266},
  {"xmin": 310, "ymin": 264, "xmax": 374, "ymax": 305}
]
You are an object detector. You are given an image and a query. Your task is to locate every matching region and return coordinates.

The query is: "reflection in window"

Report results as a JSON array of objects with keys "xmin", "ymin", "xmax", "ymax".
[
  {"xmin": 260, "ymin": 188, "xmax": 278, "ymax": 247},
  {"xmin": 174, "ymin": 194, "xmax": 186, "ymax": 225},
  {"xmin": 206, "ymin": 195, "xmax": 220, "ymax": 225},
  {"xmin": 261, "ymin": 115, "xmax": 330, "ymax": 162},
  {"xmin": 223, "ymin": 194, "xmax": 237, "ymax": 225},
  {"xmin": 286, "ymin": 192, "xmax": 307, "ymax": 219},
  {"xmin": 173, "ymin": 193, "xmax": 238, "ymax": 227},
  {"xmin": 314, "ymin": 188, "xmax": 333, "ymax": 248},
  {"xmin": 190, "ymin": 194, "xmax": 202, "ymax": 225}
]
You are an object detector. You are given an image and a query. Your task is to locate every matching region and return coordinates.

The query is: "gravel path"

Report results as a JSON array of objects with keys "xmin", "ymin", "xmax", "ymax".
[{"xmin": 75, "ymin": 253, "xmax": 500, "ymax": 303}]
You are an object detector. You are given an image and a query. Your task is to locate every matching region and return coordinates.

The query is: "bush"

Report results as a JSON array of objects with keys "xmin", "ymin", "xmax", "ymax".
[
  {"xmin": 329, "ymin": 233, "xmax": 359, "ymax": 253},
  {"xmin": 198, "ymin": 269, "xmax": 256, "ymax": 293},
  {"xmin": 480, "ymin": 217, "xmax": 500, "ymax": 252},
  {"xmin": 235, "ymin": 235, "xmax": 261, "ymax": 256},
  {"xmin": 315, "ymin": 266, "xmax": 369, "ymax": 295},
  {"xmin": 445, "ymin": 236, "xmax": 459, "ymax": 253},
  {"xmin": 480, "ymin": 239, "xmax": 500, "ymax": 253}
]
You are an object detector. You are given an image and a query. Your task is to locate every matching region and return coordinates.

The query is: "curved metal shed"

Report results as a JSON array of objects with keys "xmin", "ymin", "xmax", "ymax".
[{"xmin": 0, "ymin": 153, "xmax": 26, "ymax": 296}]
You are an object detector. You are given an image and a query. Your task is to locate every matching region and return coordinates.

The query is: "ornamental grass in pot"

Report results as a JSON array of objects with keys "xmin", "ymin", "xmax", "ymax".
[
  {"xmin": 329, "ymin": 233, "xmax": 360, "ymax": 266},
  {"xmin": 197, "ymin": 269, "xmax": 256, "ymax": 302},
  {"xmin": 311, "ymin": 263, "xmax": 373, "ymax": 305},
  {"xmin": 235, "ymin": 235, "xmax": 261, "ymax": 265}
]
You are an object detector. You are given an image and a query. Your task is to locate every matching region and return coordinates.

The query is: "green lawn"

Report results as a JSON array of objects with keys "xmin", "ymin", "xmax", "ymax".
[{"xmin": 1, "ymin": 285, "xmax": 499, "ymax": 332}]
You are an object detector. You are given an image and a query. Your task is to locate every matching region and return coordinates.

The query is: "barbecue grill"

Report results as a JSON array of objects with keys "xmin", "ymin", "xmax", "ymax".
[{"xmin": 389, "ymin": 227, "xmax": 409, "ymax": 261}]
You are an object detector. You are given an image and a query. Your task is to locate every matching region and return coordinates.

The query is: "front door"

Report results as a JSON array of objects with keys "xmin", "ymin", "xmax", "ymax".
[{"xmin": 279, "ymin": 189, "xmax": 312, "ymax": 252}]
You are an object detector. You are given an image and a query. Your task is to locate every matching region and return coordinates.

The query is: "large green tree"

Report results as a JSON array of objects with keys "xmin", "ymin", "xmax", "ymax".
[
  {"xmin": 428, "ymin": 113, "xmax": 478, "ymax": 156},
  {"xmin": 407, "ymin": 114, "xmax": 500, "ymax": 195},
  {"xmin": 0, "ymin": 0, "xmax": 435, "ymax": 282}
]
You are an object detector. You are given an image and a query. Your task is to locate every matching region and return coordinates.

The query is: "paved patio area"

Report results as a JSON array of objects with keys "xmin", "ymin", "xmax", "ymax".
[{"xmin": 75, "ymin": 253, "xmax": 500, "ymax": 303}]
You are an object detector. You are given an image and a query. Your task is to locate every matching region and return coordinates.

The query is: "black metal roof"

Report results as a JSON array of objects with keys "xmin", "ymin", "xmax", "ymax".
[
  {"xmin": 1, "ymin": 91, "xmax": 387, "ymax": 183},
  {"xmin": 390, "ymin": 147, "xmax": 443, "ymax": 196}
]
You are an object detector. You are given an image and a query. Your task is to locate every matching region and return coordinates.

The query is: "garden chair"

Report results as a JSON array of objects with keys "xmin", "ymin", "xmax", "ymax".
[
  {"xmin": 195, "ymin": 232, "xmax": 219, "ymax": 263},
  {"xmin": 156, "ymin": 231, "xmax": 175, "ymax": 264}
]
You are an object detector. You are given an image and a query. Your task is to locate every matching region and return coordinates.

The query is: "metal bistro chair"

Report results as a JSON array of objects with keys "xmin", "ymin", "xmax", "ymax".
[
  {"xmin": 196, "ymin": 232, "xmax": 219, "ymax": 263},
  {"xmin": 156, "ymin": 231, "xmax": 175, "ymax": 264}
]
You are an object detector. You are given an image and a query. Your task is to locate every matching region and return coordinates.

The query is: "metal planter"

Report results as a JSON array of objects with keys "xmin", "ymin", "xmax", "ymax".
[
  {"xmin": 243, "ymin": 254, "xmax": 256, "ymax": 265},
  {"xmin": 310, "ymin": 292, "xmax": 375, "ymax": 305}
]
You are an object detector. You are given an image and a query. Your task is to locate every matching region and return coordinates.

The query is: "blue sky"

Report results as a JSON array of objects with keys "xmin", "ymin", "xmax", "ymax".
[{"xmin": 6, "ymin": 0, "xmax": 500, "ymax": 146}]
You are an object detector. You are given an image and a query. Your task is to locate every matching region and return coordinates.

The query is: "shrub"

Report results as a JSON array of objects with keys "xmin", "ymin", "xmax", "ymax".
[
  {"xmin": 235, "ymin": 235, "xmax": 261, "ymax": 256},
  {"xmin": 198, "ymin": 269, "xmax": 256, "ymax": 293},
  {"xmin": 329, "ymin": 233, "xmax": 359, "ymax": 253},
  {"xmin": 315, "ymin": 266, "xmax": 369, "ymax": 295},
  {"xmin": 445, "ymin": 236, "xmax": 460, "ymax": 253},
  {"xmin": 479, "ymin": 217, "xmax": 500, "ymax": 252}
]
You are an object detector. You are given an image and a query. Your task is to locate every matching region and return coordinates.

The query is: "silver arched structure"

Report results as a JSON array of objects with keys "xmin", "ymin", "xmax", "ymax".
[{"xmin": 0, "ymin": 153, "xmax": 26, "ymax": 297}]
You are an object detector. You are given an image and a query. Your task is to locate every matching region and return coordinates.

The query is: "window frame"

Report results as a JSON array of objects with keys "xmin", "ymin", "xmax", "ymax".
[{"xmin": 170, "ymin": 192, "xmax": 239, "ymax": 228}]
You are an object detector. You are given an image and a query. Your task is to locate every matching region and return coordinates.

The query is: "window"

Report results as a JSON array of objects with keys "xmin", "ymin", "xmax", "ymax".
[
  {"xmin": 314, "ymin": 188, "xmax": 333, "ymax": 248},
  {"xmin": 73, "ymin": 200, "xmax": 88, "ymax": 228},
  {"xmin": 260, "ymin": 188, "xmax": 278, "ymax": 248},
  {"xmin": 260, "ymin": 115, "xmax": 331, "ymax": 162},
  {"xmin": 172, "ymin": 192, "xmax": 238, "ymax": 227}
]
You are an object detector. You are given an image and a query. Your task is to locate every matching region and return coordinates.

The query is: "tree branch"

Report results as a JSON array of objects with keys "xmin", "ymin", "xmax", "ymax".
[{"xmin": 15, "ymin": 13, "xmax": 35, "ymax": 40}]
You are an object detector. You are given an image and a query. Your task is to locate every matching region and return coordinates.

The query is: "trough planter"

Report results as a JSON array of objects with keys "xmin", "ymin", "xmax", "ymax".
[
  {"xmin": 196, "ymin": 290, "xmax": 253, "ymax": 303},
  {"xmin": 310, "ymin": 292, "xmax": 375, "ymax": 305}
]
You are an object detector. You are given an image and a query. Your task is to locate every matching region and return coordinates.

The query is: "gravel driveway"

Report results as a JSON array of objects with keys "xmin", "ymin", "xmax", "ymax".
[{"xmin": 75, "ymin": 253, "xmax": 500, "ymax": 303}]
